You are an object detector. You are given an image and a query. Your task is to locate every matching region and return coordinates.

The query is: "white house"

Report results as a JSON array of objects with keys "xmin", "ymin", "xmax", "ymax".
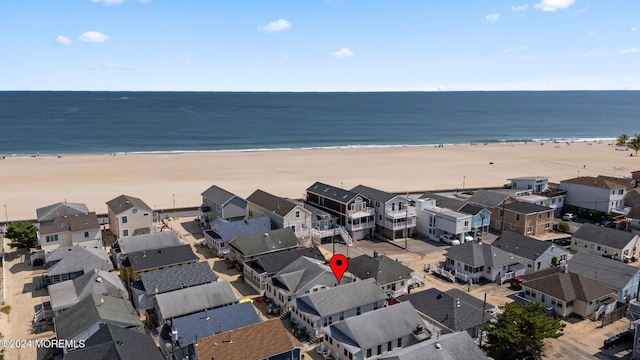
[
  {"xmin": 347, "ymin": 252, "xmax": 422, "ymax": 298},
  {"xmin": 350, "ymin": 185, "xmax": 416, "ymax": 239},
  {"xmin": 106, "ymin": 194, "xmax": 153, "ymax": 239},
  {"xmin": 38, "ymin": 212, "xmax": 102, "ymax": 253},
  {"xmin": 438, "ymin": 241, "xmax": 525, "ymax": 284},
  {"xmin": 570, "ymin": 223, "xmax": 640, "ymax": 261},
  {"xmin": 415, "ymin": 198, "xmax": 472, "ymax": 243},
  {"xmin": 491, "ymin": 231, "xmax": 569, "ymax": 273},
  {"xmin": 559, "ymin": 176, "xmax": 631, "ymax": 215}
]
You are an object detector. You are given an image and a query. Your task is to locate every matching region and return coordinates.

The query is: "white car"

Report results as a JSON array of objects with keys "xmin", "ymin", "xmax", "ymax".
[
  {"xmin": 562, "ymin": 213, "xmax": 576, "ymax": 221},
  {"xmin": 464, "ymin": 234, "xmax": 474, "ymax": 242},
  {"xmin": 439, "ymin": 234, "xmax": 461, "ymax": 246}
]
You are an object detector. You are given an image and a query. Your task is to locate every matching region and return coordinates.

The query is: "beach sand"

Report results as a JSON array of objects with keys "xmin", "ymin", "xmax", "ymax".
[{"xmin": 1, "ymin": 141, "xmax": 638, "ymax": 221}]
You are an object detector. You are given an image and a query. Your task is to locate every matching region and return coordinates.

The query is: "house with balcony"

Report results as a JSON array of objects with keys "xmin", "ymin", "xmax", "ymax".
[
  {"xmin": 199, "ymin": 185, "xmax": 248, "ymax": 228},
  {"xmin": 306, "ymin": 182, "xmax": 375, "ymax": 240},
  {"xmin": 203, "ymin": 216, "xmax": 271, "ymax": 257},
  {"xmin": 247, "ymin": 189, "xmax": 312, "ymax": 236},
  {"xmin": 491, "ymin": 231, "xmax": 569, "ymax": 273},
  {"xmin": 466, "ymin": 190, "xmax": 517, "ymax": 231},
  {"xmin": 559, "ymin": 176, "xmax": 633, "ymax": 216},
  {"xmin": 570, "ymin": 223, "xmax": 640, "ymax": 261},
  {"xmin": 111, "ymin": 230, "xmax": 183, "ymax": 268},
  {"xmin": 38, "ymin": 212, "xmax": 102, "ymax": 253},
  {"xmin": 506, "ymin": 177, "xmax": 566, "ymax": 216},
  {"xmin": 347, "ymin": 252, "xmax": 423, "ymax": 298},
  {"xmin": 458, "ymin": 204, "xmax": 491, "ymax": 239},
  {"xmin": 500, "ymin": 202, "xmax": 554, "ymax": 236},
  {"xmin": 295, "ymin": 202, "xmax": 341, "ymax": 243},
  {"xmin": 415, "ymin": 198, "xmax": 472, "ymax": 243},
  {"xmin": 42, "ymin": 246, "xmax": 114, "ymax": 286},
  {"xmin": 106, "ymin": 194, "xmax": 154, "ymax": 239},
  {"xmin": 350, "ymin": 185, "xmax": 416, "ymax": 239}
]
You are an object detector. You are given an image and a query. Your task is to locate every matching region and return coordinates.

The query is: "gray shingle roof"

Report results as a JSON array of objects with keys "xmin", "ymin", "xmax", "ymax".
[
  {"xmin": 420, "ymin": 192, "xmax": 466, "ymax": 211},
  {"xmin": 247, "ymin": 246, "xmax": 325, "ymax": 275},
  {"xmin": 201, "ymin": 185, "xmax": 240, "ymax": 205},
  {"xmin": 458, "ymin": 203, "xmax": 484, "ymax": 215},
  {"xmin": 36, "ymin": 202, "xmax": 89, "ymax": 223},
  {"xmin": 350, "ymin": 185, "xmax": 398, "ymax": 203},
  {"xmin": 521, "ymin": 268, "xmax": 615, "ymax": 302},
  {"xmin": 503, "ymin": 201, "xmax": 552, "ymax": 214},
  {"xmin": 306, "ymin": 182, "xmax": 362, "ymax": 204},
  {"xmin": 154, "ymin": 281, "xmax": 239, "ymax": 320},
  {"xmin": 568, "ymin": 251, "xmax": 640, "ymax": 291},
  {"xmin": 247, "ymin": 189, "xmax": 298, "ymax": 217},
  {"xmin": 466, "ymin": 190, "xmax": 512, "ymax": 208},
  {"xmin": 55, "ymin": 293, "xmax": 143, "ymax": 341},
  {"xmin": 347, "ymin": 254, "xmax": 413, "ymax": 285},
  {"xmin": 39, "ymin": 212, "xmax": 100, "ymax": 235},
  {"xmin": 271, "ymin": 257, "xmax": 340, "ymax": 293},
  {"xmin": 49, "ymin": 269, "xmax": 127, "ymax": 312},
  {"xmin": 377, "ymin": 331, "xmax": 489, "ymax": 360},
  {"xmin": 127, "ymin": 244, "xmax": 198, "ymax": 272},
  {"xmin": 205, "ymin": 217, "xmax": 271, "ymax": 243},
  {"xmin": 228, "ymin": 228, "xmax": 300, "ymax": 258},
  {"xmin": 325, "ymin": 302, "xmax": 427, "ymax": 351},
  {"xmin": 106, "ymin": 194, "xmax": 152, "ymax": 215},
  {"xmin": 46, "ymin": 246, "xmax": 113, "ymax": 276},
  {"xmin": 65, "ymin": 324, "xmax": 164, "ymax": 360},
  {"xmin": 398, "ymin": 288, "xmax": 495, "ymax": 332},
  {"xmin": 561, "ymin": 176, "xmax": 630, "ymax": 190},
  {"xmin": 139, "ymin": 262, "xmax": 218, "ymax": 295},
  {"xmin": 572, "ymin": 223, "xmax": 639, "ymax": 249},
  {"xmin": 492, "ymin": 231, "xmax": 561, "ymax": 261},
  {"xmin": 296, "ymin": 278, "xmax": 386, "ymax": 318},
  {"xmin": 115, "ymin": 231, "xmax": 183, "ymax": 255},
  {"xmin": 445, "ymin": 241, "xmax": 516, "ymax": 268}
]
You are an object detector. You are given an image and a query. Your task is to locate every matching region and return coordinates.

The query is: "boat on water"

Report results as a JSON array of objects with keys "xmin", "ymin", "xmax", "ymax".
[{"xmin": 117, "ymin": 96, "xmax": 129, "ymax": 100}]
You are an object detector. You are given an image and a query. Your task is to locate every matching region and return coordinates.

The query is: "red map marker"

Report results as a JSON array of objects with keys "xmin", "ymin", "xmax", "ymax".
[{"xmin": 329, "ymin": 254, "xmax": 348, "ymax": 283}]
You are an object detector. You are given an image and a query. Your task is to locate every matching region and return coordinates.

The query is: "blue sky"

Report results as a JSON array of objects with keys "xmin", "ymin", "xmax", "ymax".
[{"xmin": 1, "ymin": 0, "xmax": 638, "ymax": 91}]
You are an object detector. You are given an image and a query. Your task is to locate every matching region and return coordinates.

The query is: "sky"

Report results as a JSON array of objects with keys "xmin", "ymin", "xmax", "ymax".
[{"xmin": 1, "ymin": 0, "xmax": 638, "ymax": 91}]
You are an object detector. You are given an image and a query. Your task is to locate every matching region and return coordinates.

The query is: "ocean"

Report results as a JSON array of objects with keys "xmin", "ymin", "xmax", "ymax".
[{"xmin": 1, "ymin": 91, "xmax": 639, "ymax": 155}]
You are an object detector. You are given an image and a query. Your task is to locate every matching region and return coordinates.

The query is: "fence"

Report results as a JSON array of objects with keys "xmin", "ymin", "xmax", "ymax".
[{"xmin": 601, "ymin": 305, "xmax": 628, "ymax": 327}]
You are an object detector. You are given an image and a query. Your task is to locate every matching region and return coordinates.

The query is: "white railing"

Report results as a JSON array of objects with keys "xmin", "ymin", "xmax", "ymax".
[
  {"xmin": 337, "ymin": 226, "xmax": 353, "ymax": 246},
  {"xmin": 385, "ymin": 207, "xmax": 417, "ymax": 219},
  {"xmin": 432, "ymin": 263, "xmax": 456, "ymax": 283},
  {"xmin": 346, "ymin": 221, "xmax": 374, "ymax": 231},
  {"xmin": 454, "ymin": 269, "xmax": 471, "ymax": 283},
  {"xmin": 384, "ymin": 219, "xmax": 416, "ymax": 230},
  {"xmin": 346, "ymin": 208, "xmax": 375, "ymax": 219}
]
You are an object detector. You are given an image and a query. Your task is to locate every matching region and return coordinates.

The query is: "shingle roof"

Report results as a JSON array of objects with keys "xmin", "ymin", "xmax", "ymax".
[
  {"xmin": 55, "ymin": 293, "xmax": 143, "ymax": 341},
  {"xmin": 521, "ymin": 268, "xmax": 615, "ymax": 302},
  {"xmin": 420, "ymin": 192, "xmax": 466, "ymax": 211},
  {"xmin": 228, "ymin": 228, "xmax": 300, "ymax": 258},
  {"xmin": 139, "ymin": 262, "xmax": 218, "ymax": 295},
  {"xmin": 247, "ymin": 189, "xmax": 298, "ymax": 217},
  {"xmin": 628, "ymin": 204, "xmax": 640, "ymax": 220},
  {"xmin": 568, "ymin": 251, "xmax": 640, "ymax": 291},
  {"xmin": 398, "ymin": 288, "xmax": 495, "ymax": 332},
  {"xmin": 49, "ymin": 269, "xmax": 127, "ymax": 312},
  {"xmin": 127, "ymin": 244, "xmax": 198, "ymax": 272},
  {"xmin": 561, "ymin": 176, "xmax": 630, "ymax": 190},
  {"xmin": 195, "ymin": 318, "xmax": 302, "ymax": 360},
  {"xmin": 306, "ymin": 182, "xmax": 362, "ymax": 204},
  {"xmin": 350, "ymin": 185, "xmax": 398, "ymax": 203},
  {"xmin": 115, "ymin": 230, "xmax": 183, "ymax": 255},
  {"xmin": 39, "ymin": 212, "xmax": 100, "ymax": 235},
  {"xmin": 458, "ymin": 203, "xmax": 484, "ymax": 215},
  {"xmin": 445, "ymin": 241, "xmax": 516, "ymax": 268},
  {"xmin": 492, "ymin": 231, "xmax": 560, "ymax": 261},
  {"xmin": 503, "ymin": 201, "xmax": 552, "ymax": 214},
  {"xmin": 466, "ymin": 190, "xmax": 512, "ymax": 208},
  {"xmin": 325, "ymin": 302, "xmax": 427, "ymax": 351},
  {"xmin": 64, "ymin": 324, "xmax": 164, "ymax": 360},
  {"xmin": 106, "ymin": 194, "xmax": 152, "ymax": 215},
  {"xmin": 301, "ymin": 203, "xmax": 335, "ymax": 221},
  {"xmin": 201, "ymin": 185, "xmax": 240, "ymax": 205},
  {"xmin": 347, "ymin": 254, "xmax": 413, "ymax": 285},
  {"xmin": 572, "ymin": 223, "xmax": 639, "ymax": 249},
  {"xmin": 296, "ymin": 278, "xmax": 387, "ymax": 318},
  {"xmin": 247, "ymin": 246, "xmax": 325, "ymax": 275},
  {"xmin": 154, "ymin": 281, "xmax": 239, "ymax": 320},
  {"xmin": 205, "ymin": 217, "xmax": 271, "ymax": 243},
  {"xmin": 377, "ymin": 331, "xmax": 489, "ymax": 360},
  {"xmin": 271, "ymin": 256, "xmax": 345, "ymax": 294},
  {"xmin": 36, "ymin": 202, "xmax": 89, "ymax": 223},
  {"xmin": 46, "ymin": 246, "xmax": 113, "ymax": 276}
]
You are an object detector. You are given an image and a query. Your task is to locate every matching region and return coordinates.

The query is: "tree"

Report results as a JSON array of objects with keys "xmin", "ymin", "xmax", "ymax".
[
  {"xmin": 550, "ymin": 256, "xmax": 559, "ymax": 267},
  {"xmin": 4, "ymin": 221, "xmax": 38, "ymax": 248},
  {"xmin": 617, "ymin": 133, "xmax": 629, "ymax": 146},
  {"xmin": 557, "ymin": 221, "xmax": 569, "ymax": 233},
  {"xmin": 630, "ymin": 138, "xmax": 640, "ymax": 156},
  {"xmin": 485, "ymin": 302, "xmax": 565, "ymax": 359}
]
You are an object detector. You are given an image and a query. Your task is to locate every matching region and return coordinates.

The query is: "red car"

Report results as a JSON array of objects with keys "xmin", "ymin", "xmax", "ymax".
[{"xmin": 510, "ymin": 276, "xmax": 523, "ymax": 290}]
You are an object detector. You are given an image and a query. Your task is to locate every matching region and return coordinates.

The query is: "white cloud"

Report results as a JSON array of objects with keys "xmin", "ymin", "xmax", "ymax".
[
  {"xmin": 90, "ymin": 0, "xmax": 126, "ymax": 4},
  {"xmin": 259, "ymin": 19, "xmax": 291, "ymax": 32},
  {"xmin": 511, "ymin": 4, "xmax": 529, "ymax": 11},
  {"xmin": 55, "ymin": 35, "xmax": 71, "ymax": 45},
  {"xmin": 620, "ymin": 48, "xmax": 639, "ymax": 54},
  {"xmin": 486, "ymin": 13, "xmax": 500, "ymax": 22},
  {"xmin": 632, "ymin": 27, "xmax": 637, "ymax": 31},
  {"xmin": 534, "ymin": 0, "xmax": 575, "ymax": 12},
  {"xmin": 330, "ymin": 47, "xmax": 354, "ymax": 58},
  {"xmin": 79, "ymin": 31, "xmax": 109, "ymax": 43}
]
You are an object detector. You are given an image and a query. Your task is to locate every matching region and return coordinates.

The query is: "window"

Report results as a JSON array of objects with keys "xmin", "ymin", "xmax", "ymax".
[
  {"xmin": 545, "ymin": 223, "xmax": 550, "ymax": 230},
  {"xmin": 499, "ymin": 210, "xmax": 504, "ymax": 216},
  {"xmin": 538, "ymin": 214, "xmax": 542, "ymax": 219},
  {"xmin": 464, "ymin": 221, "xmax": 469, "ymax": 226},
  {"xmin": 547, "ymin": 212, "xmax": 551, "ymax": 218},
  {"xmin": 366, "ymin": 349, "xmax": 372, "ymax": 357},
  {"xmin": 123, "ymin": 229, "xmax": 129, "ymax": 236},
  {"xmin": 344, "ymin": 349, "xmax": 348, "ymax": 357},
  {"xmin": 527, "ymin": 226, "xmax": 533, "ymax": 233},
  {"xmin": 510, "ymin": 224, "xmax": 515, "ymax": 230},
  {"xmin": 84, "ymin": 231, "xmax": 89, "ymax": 238},
  {"xmin": 121, "ymin": 216, "xmax": 128, "ymax": 224},
  {"xmin": 295, "ymin": 210, "xmax": 300, "ymax": 218},
  {"xmin": 397, "ymin": 338, "xmax": 402, "ymax": 347},
  {"xmin": 388, "ymin": 341, "xmax": 392, "ymax": 351},
  {"xmin": 340, "ymin": 312, "xmax": 344, "ymax": 320},
  {"xmin": 515, "ymin": 214, "xmax": 520, "ymax": 221},
  {"xmin": 567, "ymin": 300, "xmax": 574, "ymax": 306},
  {"xmin": 356, "ymin": 307, "xmax": 361, "ymax": 315},
  {"xmin": 143, "ymin": 213, "xmax": 149, "ymax": 217},
  {"xmin": 377, "ymin": 345, "xmax": 382, "ymax": 355}
]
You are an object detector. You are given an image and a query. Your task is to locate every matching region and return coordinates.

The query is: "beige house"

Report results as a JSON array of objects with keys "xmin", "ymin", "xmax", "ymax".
[
  {"xmin": 38, "ymin": 212, "xmax": 102, "ymax": 253},
  {"xmin": 107, "ymin": 194, "xmax": 154, "ymax": 239},
  {"xmin": 247, "ymin": 189, "xmax": 312, "ymax": 236}
]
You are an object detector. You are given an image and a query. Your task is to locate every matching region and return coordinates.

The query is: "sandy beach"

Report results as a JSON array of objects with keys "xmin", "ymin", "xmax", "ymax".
[{"xmin": 1, "ymin": 140, "xmax": 638, "ymax": 221}]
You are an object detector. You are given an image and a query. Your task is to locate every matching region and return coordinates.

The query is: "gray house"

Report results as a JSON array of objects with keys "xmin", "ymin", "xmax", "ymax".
[
  {"xmin": 377, "ymin": 331, "xmax": 490, "ymax": 360},
  {"xmin": 111, "ymin": 230, "xmax": 183, "ymax": 267},
  {"xmin": 348, "ymin": 253, "xmax": 422, "ymax": 298},
  {"xmin": 571, "ymin": 223, "xmax": 640, "ymax": 261},
  {"xmin": 43, "ymin": 246, "xmax": 114, "ymax": 285},
  {"xmin": 203, "ymin": 216, "xmax": 271, "ymax": 257},
  {"xmin": 351, "ymin": 185, "xmax": 416, "ymax": 239},
  {"xmin": 492, "ymin": 231, "xmax": 569, "ymax": 273},
  {"xmin": 227, "ymin": 227, "xmax": 300, "ymax": 264},
  {"xmin": 64, "ymin": 323, "xmax": 164, "ymax": 360},
  {"xmin": 200, "ymin": 185, "xmax": 248, "ymax": 227}
]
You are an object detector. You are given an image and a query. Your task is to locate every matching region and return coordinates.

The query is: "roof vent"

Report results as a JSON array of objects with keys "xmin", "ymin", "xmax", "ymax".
[
  {"xmin": 264, "ymin": 233, "xmax": 269, "ymax": 237},
  {"xmin": 435, "ymin": 343, "xmax": 442, "ymax": 350},
  {"xmin": 116, "ymin": 340, "xmax": 124, "ymax": 346},
  {"xmin": 96, "ymin": 277, "xmax": 103, "ymax": 283}
]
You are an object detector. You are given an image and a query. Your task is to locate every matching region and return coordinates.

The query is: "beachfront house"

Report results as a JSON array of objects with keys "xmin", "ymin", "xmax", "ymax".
[
  {"xmin": 291, "ymin": 278, "xmax": 387, "ymax": 338},
  {"xmin": 466, "ymin": 190, "xmax": 517, "ymax": 231},
  {"xmin": 519, "ymin": 267, "xmax": 617, "ymax": 319},
  {"xmin": 203, "ymin": 216, "xmax": 271, "ymax": 257},
  {"xmin": 506, "ymin": 176, "xmax": 566, "ymax": 216},
  {"xmin": 120, "ymin": 244, "xmax": 199, "ymax": 283},
  {"xmin": 350, "ymin": 185, "xmax": 417, "ymax": 239},
  {"xmin": 247, "ymin": 189, "xmax": 312, "ymax": 236},
  {"xmin": 305, "ymin": 181, "xmax": 375, "ymax": 240},
  {"xmin": 199, "ymin": 185, "xmax": 248, "ymax": 228},
  {"xmin": 415, "ymin": 197, "xmax": 472, "ymax": 243},
  {"xmin": 64, "ymin": 324, "xmax": 164, "ymax": 360},
  {"xmin": 570, "ymin": 223, "xmax": 640, "ymax": 261},
  {"xmin": 110, "ymin": 230, "xmax": 183, "ymax": 268},
  {"xmin": 36, "ymin": 201, "xmax": 90, "ymax": 226},
  {"xmin": 347, "ymin": 252, "xmax": 423, "ymax": 298},
  {"xmin": 227, "ymin": 227, "xmax": 301, "ymax": 265},
  {"xmin": 37, "ymin": 212, "xmax": 102, "ymax": 253},
  {"xmin": 559, "ymin": 176, "xmax": 632, "ymax": 216},
  {"xmin": 106, "ymin": 194, "xmax": 154, "ymax": 238},
  {"xmin": 295, "ymin": 202, "xmax": 340, "ymax": 243},
  {"xmin": 491, "ymin": 231, "xmax": 568, "ymax": 273}
]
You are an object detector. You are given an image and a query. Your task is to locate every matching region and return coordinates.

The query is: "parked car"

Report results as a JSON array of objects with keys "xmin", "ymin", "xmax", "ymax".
[
  {"xmin": 439, "ymin": 234, "xmax": 461, "ymax": 246},
  {"xmin": 562, "ymin": 213, "xmax": 576, "ymax": 221},
  {"xmin": 464, "ymin": 233, "xmax": 474, "ymax": 242},
  {"xmin": 509, "ymin": 276, "xmax": 524, "ymax": 290}
]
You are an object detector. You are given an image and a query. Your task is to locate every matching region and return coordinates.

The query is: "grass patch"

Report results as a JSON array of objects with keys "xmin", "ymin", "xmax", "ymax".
[{"xmin": 1, "ymin": 305, "xmax": 11, "ymax": 315}]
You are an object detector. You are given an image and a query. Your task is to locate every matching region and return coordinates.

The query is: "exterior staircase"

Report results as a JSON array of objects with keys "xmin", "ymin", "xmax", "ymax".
[
  {"xmin": 279, "ymin": 306, "xmax": 291, "ymax": 319},
  {"xmin": 337, "ymin": 226, "xmax": 353, "ymax": 246}
]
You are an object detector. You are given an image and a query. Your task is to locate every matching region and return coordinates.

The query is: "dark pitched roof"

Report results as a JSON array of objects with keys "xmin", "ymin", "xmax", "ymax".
[
  {"xmin": 139, "ymin": 262, "xmax": 218, "ymax": 295},
  {"xmin": 39, "ymin": 212, "xmax": 100, "ymax": 235},
  {"xmin": 398, "ymin": 288, "xmax": 495, "ymax": 332},
  {"xmin": 296, "ymin": 278, "xmax": 387, "ymax": 318},
  {"xmin": 115, "ymin": 231, "xmax": 183, "ymax": 255},
  {"xmin": 350, "ymin": 185, "xmax": 398, "ymax": 203},
  {"xmin": 521, "ymin": 268, "xmax": 615, "ymax": 302},
  {"xmin": 247, "ymin": 189, "xmax": 298, "ymax": 217},
  {"xmin": 306, "ymin": 182, "xmax": 362, "ymax": 204},
  {"xmin": 561, "ymin": 176, "xmax": 630, "ymax": 190},
  {"xmin": 377, "ymin": 331, "xmax": 489, "ymax": 360},
  {"xmin": 247, "ymin": 246, "xmax": 325, "ymax": 275},
  {"xmin": 458, "ymin": 203, "xmax": 484, "ymax": 215},
  {"xmin": 201, "ymin": 185, "xmax": 241, "ymax": 205},
  {"xmin": 466, "ymin": 190, "xmax": 512, "ymax": 208},
  {"xmin": 628, "ymin": 204, "xmax": 640, "ymax": 220},
  {"xmin": 492, "ymin": 231, "xmax": 559, "ymax": 261},
  {"xmin": 126, "ymin": 244, "xmax": 198, "ymax": 272},
  {"xmin": 503, "ymin": 201, "xmax": 552, "ymax": 214},
  {"xmin": 195, "ymin": 319, "xmax": 302, "ymax": 360},
  {"xmin": 64, "ymin": 324, "xmax": 163, "ymax": 360},
  {"xmin": 228, "ymin": 228, "xmax": 300, "ymax": 258},
  {"xmin": 271, "ymin": 257, "xmax": 346, "ymax": 293},
  {"xmin": 204, "ymin": 217, "xmax": 271, "ymax": 243},
  {"xmin": 420, "ymin": 192, "xmax": 465, "ymax": 211},
  {"xmin": 106, "ymin": 194, "xmax": 152, "ymax": 215},
  {"xmin": 46, "ymin": 246, "xmax": 113, "ymax": 276},
  {"xmin": 568, "ymin": 251, "xmax": 640, "ymax": 291},
  {"xmin": 572, "ymin": 223, "xmax": 639, "ymax": 249},
  {"xmin": 445, "ymin": 241, "xmax": 516, "ymax": 268},
  {"xmin": 347, "ymin": 254, "xmax": 413, "ymax": 285},
  {"xmin": 48, "ymin": 269, "xmax": 127, "ymax": 312},
  {"xmin": 154, "ymin": 281, "xmax": 239, "ymax": 320},
  {"xmin": 36, "ymin": 202, "xmax": 89, "ymax": 223}
]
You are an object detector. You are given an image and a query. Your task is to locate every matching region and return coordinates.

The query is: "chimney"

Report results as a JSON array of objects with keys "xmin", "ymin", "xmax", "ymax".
[
  {"xmin": 373, "ymin": 250, "xmax": 379, "ymax": 258},
  {"xmin": 563, "ymin": 264, "xmax": 568, "ymax": 273}
]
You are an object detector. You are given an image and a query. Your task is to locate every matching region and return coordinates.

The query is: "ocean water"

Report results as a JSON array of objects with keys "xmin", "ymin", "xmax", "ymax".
[{"xmin": 1, "ymin": 91, "xmax": 639, "ymax": 155}]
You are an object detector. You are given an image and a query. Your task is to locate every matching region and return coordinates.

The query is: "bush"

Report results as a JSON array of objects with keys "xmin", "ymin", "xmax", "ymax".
[
  {"xmin": 557, "ymin": 221, "xmax": 569, "ymax": 232},
  {"xmin": 1, "ymin": 305, "xmax": 11, "ymax": 315}
]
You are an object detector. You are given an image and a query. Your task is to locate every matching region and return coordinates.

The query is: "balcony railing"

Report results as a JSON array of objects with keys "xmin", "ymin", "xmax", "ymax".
[
  {"xmin": 346, "ymin": 221, "xmax": 375, "ymax": 231},
  {"xmin": 383, "ymin": 219, "xmax": 416, "ymax": 230},
  {"xmin": 385, "ymin": 206, "xmax": 416, "ymax": 219},
  {"xmin": 346, "ymin": 207, "xmax": 375, "ymax": 219}
]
